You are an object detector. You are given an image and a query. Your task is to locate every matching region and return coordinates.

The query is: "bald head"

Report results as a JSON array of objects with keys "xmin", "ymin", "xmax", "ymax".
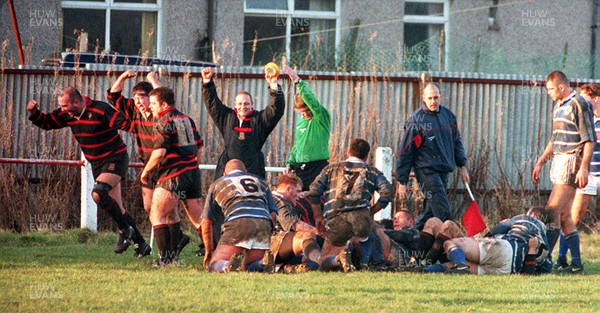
[
  {"xmin": 422, "ymin": 83, "xmax": 441, "ymax": 112},
  {"xmin": 60, "ymin": 87, "xmax": 83, "ymax": 102},
  {"xmin": 58, "ymin": 87, "xmax": 84, "ymax": 117},
  {"xmin": 224, "ymin": 159, "xmax": 246, "ymax": 175}
]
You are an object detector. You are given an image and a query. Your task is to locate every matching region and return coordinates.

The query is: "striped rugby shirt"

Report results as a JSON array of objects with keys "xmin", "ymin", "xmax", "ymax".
[
  {"xmin": 272, "ymin": 191, "xmax": 301, "ymax": 232},
  {"xmin": 203, "ymin": 171, "xmax": 277, "ymax": 223},
  {"xmin": 591, "ymin": 116, "xmax": 600, "ymax": 176},
  {"xmin": 490, "ymin": 214, "xmax": 550, "ymax": 274},
  {"xmin": 551, "ymin": 92, "xmax": 595, "ymax": 154},
  {"xmin": 308, "ymin": 157, "xmax": 393, "ymax": 218},
  {"xmin": 106, "ymin": 90, "xmax": 156, "ymax": 164},
  {"xmin": 152, "ymin": 107, "xmax": 203, "ymax": 182},
  {"xmin": 29, "ymin": 97, "xmax": 130, "ymax": 163}
]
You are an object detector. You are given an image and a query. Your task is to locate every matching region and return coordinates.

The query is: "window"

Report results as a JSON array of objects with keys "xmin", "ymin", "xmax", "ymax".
[
  {"xmin": 61, "ymin": 0, "xmax": 161, "ymax": 57},
  {"xmin": 403, "ymin": 0, "xmax": 448, "ymax": 71},
  {"xmin": 243, "ymin": 0, "xmax": 340, "ymax": 68}
]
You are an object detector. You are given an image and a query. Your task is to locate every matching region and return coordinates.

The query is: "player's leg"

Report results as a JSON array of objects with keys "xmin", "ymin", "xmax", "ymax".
[
  {"xmin": 413, "ymin": 217, "xmax": 442, "ymax": 264},
  {"xmin": 424, "ymin": 219, "xmax": 462, "ymax": 266},
  {"xmin": 292, "ymin": 231, "xmax": 321, "ymax": 264},
  {"xmin": 546, "ymin": 184, "xmax": 576, "ymax": 265},
  {"xmin": 425, "ymin": 237, "xmax": 478, "ymax": 274},
  {"xmin": 93, "ymin": 172, "xmax": 133, "ymax": 253},
  {"xmin": 150, "ymin": 187, "xmax": 179, "ymax": 264},
  {"xmin": 208, "ymin": 244, "xmax": 245, "ymax": 272}
]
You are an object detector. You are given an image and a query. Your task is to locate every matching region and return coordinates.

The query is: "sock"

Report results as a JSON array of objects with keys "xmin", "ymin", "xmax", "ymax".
[
  {"xmin": 557, "ymin": 232, "xmax": 569, "ymax": 265},
  {"xmin": 447, "ymin": 246, "xmax": 466, "ymax": 265},
  {"xmin": 319, "ymin": 256, "xmax": 338, "ymax": 271},
  {"xmin": 305, "ymin": 260, "xmax": 320, "ymax": 270},
  {"xmin": 246, "ymin": 260, "xmax": 263, "ymax": 272},
  {"xmin": 546, "ymin": 228, "xmax": 560, "ymax": 256},
  {"xmin": 424, "ymin": 263, "xmax": 447, "ymax": 273},
  {"xmin": 208, "ymin": 260, "xmax": 228, "ymax": 273},
  {"xmin": 359, "ymin": 231, "xmax": 375, "ymax": 264},
  {"xmin": 123, "ymin": 213, "xmax": 145, "ymax": 245},
  {"xmin": 425, "ymin": 234, "xmax": 450, "ymax": 265},
  {"xmin": 302, "ymin": 239, "xmax": 321, "ymax": 263},
  {"xmin": 168, "ymin": 222, "xmax": 183, "ymax": 253},
  {"xmin": 564, "ymin": 231, "xmax": 582, "ymax": 267},
  {"xmin": 102, "ymin": 198, "xmax": 129, "ymax": 230},
  {"xmin": 153, "ymin": 225, "xmax": 171, "ymax": 261},
  {"xmin": 415, "ymin": 232, "xmax": 435, "ymax": 260}
]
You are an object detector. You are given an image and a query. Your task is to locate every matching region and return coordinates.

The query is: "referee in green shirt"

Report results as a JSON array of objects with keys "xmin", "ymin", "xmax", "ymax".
[{"xmin": 283, "ymin": 65, "xmax": 331, "ymax": 190}]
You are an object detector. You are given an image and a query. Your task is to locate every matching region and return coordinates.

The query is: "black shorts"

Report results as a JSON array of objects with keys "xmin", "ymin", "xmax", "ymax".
[
  {"xmin": 292, "ymin": 159, "xmax": 329, "ymax": 191},
  {"xmin": 219, "ymin": 217, "xmax": 272, "ymax": 249},
  {"xmin": 91, "ymin": 152, "xmax": 128, "ymax": 180},
  {"xmin": 325, "ymin": 209, "xmax": 373, "ymax": 247},
  {"xmin": 156, "ymin": 168, "xmax": 202, "ymax": 199}
]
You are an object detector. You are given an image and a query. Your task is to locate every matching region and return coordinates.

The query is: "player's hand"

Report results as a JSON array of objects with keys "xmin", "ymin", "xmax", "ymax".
[
  {"xmin": 314, "ymin": 215, "xmax": 326, "ymax": 236},
  {"xmin": 26, "ymin": 100, "xmax": 39, "ymax": 113},
  {"xmin": 203, "ymin": 251, "xmax": 212, "ymax": 270},
  {"xmin": 141, "ymin": 169, "xmax": 150, "ymax": 185},
  {"xmin": 527, "ymin": 236, "xmax": 539, "ymax": 254},
  {"xmin": 283, "ymin": 65, "xmax": 300, "ymax": 83},
  {"xmin": 460, "ymin": 167, "xmax": 470, "ymax": 184},
  {"xmin": 532, "ymin": 164, "xmax": 543, "ymax": 185},
  {"xmin": 201, "ymin": 67, "xmax": 213, "ymax": 82},
  {"xmin": 397, "ymin": 184, "xmax": 407, "ymax": 200},
  {"xmin": 121, "ymin": 69, "xmax": 136, "ymax": 79},
  {"xmin": 575, "ymin": 167, "xmax": 589, "ymax": 189},
  {"xmin": 283, "ymin": 166, "xmax": 291, "ymax": 175}
]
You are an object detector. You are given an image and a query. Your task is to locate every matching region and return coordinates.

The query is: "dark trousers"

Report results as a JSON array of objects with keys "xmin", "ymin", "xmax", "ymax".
[{"xmin": 413, "ymin": 168, "xmax": 453, "ymax": 230}]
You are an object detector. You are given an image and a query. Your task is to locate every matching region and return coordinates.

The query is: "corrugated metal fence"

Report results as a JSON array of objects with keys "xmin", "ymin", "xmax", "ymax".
[{"xmin": 2, "ymin": 65, "xmax": 594, "ymax": 191}]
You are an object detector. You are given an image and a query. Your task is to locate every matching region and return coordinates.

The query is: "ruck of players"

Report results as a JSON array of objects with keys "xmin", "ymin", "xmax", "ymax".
[{"xmin": 26, "ymin": 67, "xmax": 596, "ymax": 275}]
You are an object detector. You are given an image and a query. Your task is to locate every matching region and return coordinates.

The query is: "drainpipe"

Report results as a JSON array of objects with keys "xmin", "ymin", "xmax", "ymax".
[{"xmin": 8, "ymin": 0, "xmax": 26, "ymax": 65}]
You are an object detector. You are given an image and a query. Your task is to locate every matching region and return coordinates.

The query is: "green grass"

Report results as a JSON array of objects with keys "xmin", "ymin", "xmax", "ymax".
[{"xmin": 1, "ymin": 230, "xmax": 600, "ymax": 312}]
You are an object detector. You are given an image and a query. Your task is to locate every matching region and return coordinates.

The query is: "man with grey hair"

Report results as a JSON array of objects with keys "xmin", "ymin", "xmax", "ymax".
[{"xmin": 395, "ymin": 83, "xmax": 470, "ymax": 230}]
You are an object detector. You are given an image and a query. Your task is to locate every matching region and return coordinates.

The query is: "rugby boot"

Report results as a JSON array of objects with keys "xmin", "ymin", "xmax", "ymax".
[
  {"xmin": 114, "ymin": 226, "xmax": 134, "ymax": 254},
  {"xmin": 337, "ymin": 248, "xmax": 355, "ymax": 273},
  {"xmin": 262, "ymin": 250, "xmax": 275, "ymax": 274},
  {"xmin": 225, "ymin": 253, "xmax": 244, "ymax": 272},
  {"xmin": 133, "ymin": 242, "xmax": 152, "ymax": 258},
  {"xmin": 557, "ymin": 263, "xmax": 584, "ymax": 275},
  {"xmin": 444, "ymin": 262, "xmax": 471, "ymax": 274}
]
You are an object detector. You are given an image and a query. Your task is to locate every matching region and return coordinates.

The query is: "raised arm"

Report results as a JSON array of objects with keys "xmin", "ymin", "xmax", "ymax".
[
  {"xmin": 27, "ymin": 100, "xmax": 67, "ymax": 130},
  {"xmin": 146, "ymin": 71, "xmax": 161, "ymax": 89},
  {"xmin": 201, "ymin": 67, "xmax": 232, "ymax": 131},
  {"xmin": 110, "ymin": 70, "xmax": 136, "ymax": 93}
]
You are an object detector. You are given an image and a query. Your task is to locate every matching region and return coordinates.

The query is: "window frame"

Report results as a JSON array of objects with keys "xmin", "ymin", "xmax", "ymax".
[
  {"xmin": 61, "ymin": 0, "xmax": 163, "ymax": 56},
  {"xmin": 403, "ymin": 0, "xmax": 449, "ymax": 71},
  {"xmin": 243, "ymin": 0, "xmax": 341, "ymax": 66}
]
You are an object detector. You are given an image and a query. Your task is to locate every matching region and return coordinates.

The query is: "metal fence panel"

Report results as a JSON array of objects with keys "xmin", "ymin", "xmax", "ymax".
[{"xmin": 4, "ymin": 66, "xmax": 597, "ymax": 191}]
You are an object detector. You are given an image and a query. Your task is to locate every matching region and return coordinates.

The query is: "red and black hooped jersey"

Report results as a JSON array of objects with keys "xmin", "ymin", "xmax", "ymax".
[
  {"xmin": 106, "ymin": 90, "xmax": 156, "ymax": 164},
  {"xmin": 153, "ymin": 107, "xmax": 204, "ymax": 182},
  {"xmin": 29, "ymin": 97, "xmax": 131, "ymax": 162}
]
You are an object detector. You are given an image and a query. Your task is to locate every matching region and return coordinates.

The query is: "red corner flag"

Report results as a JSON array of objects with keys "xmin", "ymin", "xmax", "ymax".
[{"xmin": 462, "ymin": 183, "xmax": 487, "ymax": 237}]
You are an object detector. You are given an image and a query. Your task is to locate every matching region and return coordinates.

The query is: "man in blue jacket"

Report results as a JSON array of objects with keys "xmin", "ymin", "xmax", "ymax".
[{"xmin": 395, "ymin": 83, "xmax": 470, "ymax": 230}]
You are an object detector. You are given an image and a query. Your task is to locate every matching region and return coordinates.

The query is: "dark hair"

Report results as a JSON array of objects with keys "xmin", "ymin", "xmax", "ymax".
[
  {"xmin": 132, "ymin": 81, "xmax": 153, "ymax": 94},
  {"xmin": 546, "ymin": 70, "xmax": 569, "ymax": 86},
  {"xmin": 149, "ymin": 87, "xmax": 175, "ymax": 106},
  {"xmin": 380, "ymin": 219, "xmax": 393, "ymax": 230},
  {"xmin": 277, "ymin": 173, "xmax": 303, "ymax": 190},
  {"xmin": 580, "ymin": 83, "xmax": 600, "ymax": 97},
  {"xmin": 349, "ymin": 138, "xmax": 370, "ymax": 159}
]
